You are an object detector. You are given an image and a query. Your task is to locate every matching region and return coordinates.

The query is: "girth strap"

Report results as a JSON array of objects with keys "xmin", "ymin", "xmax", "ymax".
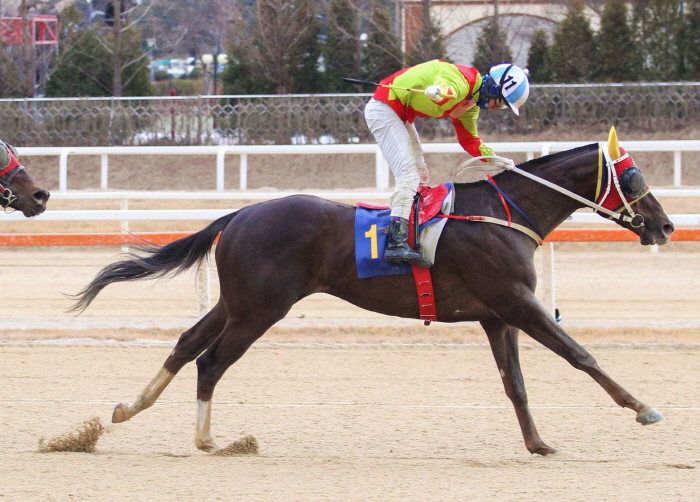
[{"xmin": 437, "ymin": 214, "xmax": 543, "ymax": 246}]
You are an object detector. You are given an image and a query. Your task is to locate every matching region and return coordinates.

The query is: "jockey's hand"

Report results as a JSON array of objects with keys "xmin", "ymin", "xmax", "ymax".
[
  {"xmin": 425, "ymin": 85, "xmax": 444, "ymax": 103},
  {"xmin": 488, "ymin": 156, "xmax": 515, "ymax": 170}
]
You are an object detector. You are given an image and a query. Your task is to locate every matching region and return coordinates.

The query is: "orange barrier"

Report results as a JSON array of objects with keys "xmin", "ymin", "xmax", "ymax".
[
  {"xmin": 0, "ymin": 228, "xmax": 699, "ymax": 247},
  {"xmin": 546, "ymin": 227, "xmax": 700, "ymax": 242}
]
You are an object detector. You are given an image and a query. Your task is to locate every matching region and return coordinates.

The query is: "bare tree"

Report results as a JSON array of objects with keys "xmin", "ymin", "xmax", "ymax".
[
  {"xmin": 101, "ymin": 0, "xmax": 154, "ymax": 96},
  {"xmin": 229, "ymin": 0, "xmax": 318, "ymax": 93}
]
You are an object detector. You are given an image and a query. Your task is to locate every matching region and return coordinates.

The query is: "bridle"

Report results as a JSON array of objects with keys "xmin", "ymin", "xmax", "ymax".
[
  {"xmin": 0, "ymin": 143, "xmax": 25, "ymax": 211},
  {"xmin": 453, "ymin": 143, "xmax": 648, "ymax": 229}
]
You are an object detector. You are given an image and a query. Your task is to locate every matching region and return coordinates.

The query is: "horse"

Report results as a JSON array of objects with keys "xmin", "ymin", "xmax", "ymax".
[
  {"xmin": 70, "ymin": 130, "xmax": 674, "ymax": 455},
  {"xmin": 0, "ymin": 142, "xmax": 50, "ymax": 217}
]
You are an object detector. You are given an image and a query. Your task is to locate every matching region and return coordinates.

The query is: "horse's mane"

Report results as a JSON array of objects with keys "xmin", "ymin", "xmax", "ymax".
[{"xmin": 454, "ymin": 142, "xmax": 599, "ymax": 190}]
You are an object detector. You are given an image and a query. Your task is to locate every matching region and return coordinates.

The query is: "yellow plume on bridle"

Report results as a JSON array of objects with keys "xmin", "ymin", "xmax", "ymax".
[{"xmin": 608, "ymin": 126, "xmax": 622, "ymax": 160}]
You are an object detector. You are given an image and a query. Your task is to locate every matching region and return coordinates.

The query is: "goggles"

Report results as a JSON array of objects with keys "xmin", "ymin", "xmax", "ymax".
[{"xmin": 477, "ymin": 65, "xmax": 514, "ymax": 110}]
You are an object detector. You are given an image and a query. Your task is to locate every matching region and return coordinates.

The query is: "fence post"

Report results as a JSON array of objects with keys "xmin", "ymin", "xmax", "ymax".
[
  {"xmin": 216, "ymin": 147, "xmax": 227, "ymax": 191},
  {"xmin": 240, "ymin": 153, "xmax": 248, "ymax": 191},
  {"xmin": 196, "ymin": 260, "xmax": 211, "ymax": 317},
  {"xmin": 197, "ymin": 96, "xmax": 203, "ymax": 145},
  {"xmin": 541, "ymin": 242, "xmax": 556, "ymax": 316},
  {"xmin": 674, "ymin": 151, "xmax": 682, "ymax": 186},
  {"xmin": 375, "ymin": 147, "xmax": 389, "ymax": 191},
  {"xmin": 120, "ymin": 199, "xmax": 129, "ymax": 253},
  {"xmin": 541, "ymin": 143, "xmax": 551, "ymax": 157},
  {"xmin": 59, "ymin": 149, "xmax": 72, "ymax": 192},
  {"xmin": 100, "ymin": 154, "xmax": 109, "ymax": 189},
  {"xmin": 526, "ymin": 151, "xmax": 535, "ymax": 161}
]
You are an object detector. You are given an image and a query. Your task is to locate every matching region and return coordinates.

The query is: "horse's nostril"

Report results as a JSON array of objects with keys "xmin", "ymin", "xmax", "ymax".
[
  {"xmin": 33, "ymin": 189, "xmax": 49, "ymax": 205},
  {"xmin": 663, "ymin": 223, "xmax": 675, "ymax": 237}
]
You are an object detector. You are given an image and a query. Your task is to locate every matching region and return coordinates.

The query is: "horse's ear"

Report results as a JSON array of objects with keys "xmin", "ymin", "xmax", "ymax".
[{"xmin": 608, "ymin": 126, "xmax": 621, "ymax": 160}]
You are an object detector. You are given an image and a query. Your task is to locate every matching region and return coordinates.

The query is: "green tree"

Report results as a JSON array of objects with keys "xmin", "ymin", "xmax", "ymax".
[
  {"xmin": 324, "ymin": 0, "xmax": 362, "ymax": 91},
  {"xmin": 526, "ymin": 29, "xmax": 552, "ymax": 83},
  {"xmin": 471, "ymin": 18, "xmax": 513, "ymax": 75},
  {"xmin": 221, "ymin": 0, "xmax": 322, "ymax": 94},
  {"xmin": 0, "ymin": 47, "xmax": 23, "ymax": 98},
  {"xmin": 362, "ymin": 2, "xmax": 403, "ymax": 82},
  {"xmin": 221, "ymin": 44, "xmax": 275, "ymax": 95},
  {"xmin": 633, "ymin": 0, "xmax": 684, "ymax": 80},
  {"xmin": 687, "ymin": 0, "xmax": 700, "ymax": 79},
  {"xmin": 596, "ymin": 0, "xmax": 641, "ymax": 82},
  {"xmin": 406, "ymin": 0, "xmax": 448, "ymax": 66},
  {"xmin": 46, "ymin": 25, "xmax": 153, "ymax": 97},
  {"xmin": 549, "ymin": 2, "xmax": 597, "ymax": 83},
  {"xmin": 290, "ymin": 8, "xmax": 324, "ymax": 93}
]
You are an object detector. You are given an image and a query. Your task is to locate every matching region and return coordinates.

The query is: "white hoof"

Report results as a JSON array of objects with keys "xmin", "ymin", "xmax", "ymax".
[{"xmin": 195, "ymin": 436, "xmax": 220, "ymax": 453}]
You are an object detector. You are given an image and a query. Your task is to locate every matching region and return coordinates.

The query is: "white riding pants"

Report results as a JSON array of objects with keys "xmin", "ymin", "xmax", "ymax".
[{"xmin": 364, "ymin": 98, "xmax": 428, "ymax": 220}]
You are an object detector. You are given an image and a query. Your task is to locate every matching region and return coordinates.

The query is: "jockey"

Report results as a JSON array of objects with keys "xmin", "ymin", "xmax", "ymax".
[{"xmin": 364, "ymin": 60, "xmax": 529, "ymax": 267}]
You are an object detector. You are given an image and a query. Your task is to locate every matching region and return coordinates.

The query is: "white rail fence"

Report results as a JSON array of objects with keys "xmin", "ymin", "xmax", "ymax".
[
  {"xmin": 16, "ymin": 140, "xmax": 700, "ymax": 192},
  {"xmin": 3, "ymin": 208, "xmax": 698, "ymax": 319}
]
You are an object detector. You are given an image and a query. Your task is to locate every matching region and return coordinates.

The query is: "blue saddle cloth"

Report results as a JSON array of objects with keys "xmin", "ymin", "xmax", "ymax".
[
  {"xmin": 354, "ymin": 208, "xmax": 412, "ymax": 279},
  {"xmin": 354, "ymin": 184, "xmax": 453, "ymax": 279}
]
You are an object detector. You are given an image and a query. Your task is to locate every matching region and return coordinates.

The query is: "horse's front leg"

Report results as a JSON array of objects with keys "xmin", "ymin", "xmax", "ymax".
[
  {"xmin": 480, "ymin": 318, "xmax": 556, "ymax": 455},
  {"xmin": 493, "ymin": 291, "xmax": 663, "ymax": 426}
]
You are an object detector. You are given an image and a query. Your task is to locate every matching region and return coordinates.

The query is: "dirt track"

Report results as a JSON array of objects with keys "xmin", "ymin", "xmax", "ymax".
[
  {"xmin": 2, "ymin": 344, "xmax": 699, "ymax": 501},
  {"xmin": 0, "ymin": 245, "xmax": 699, "ymax": 500}
]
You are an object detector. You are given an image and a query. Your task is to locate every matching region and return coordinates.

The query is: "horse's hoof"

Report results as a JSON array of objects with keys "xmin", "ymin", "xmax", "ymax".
[
  {"xmin": 112, "ymin": 402, "xmax": 130, "ymax": 423},
  {"xmin": 528, "ymin": 443, "xmax": 557, "ymax": 456},
  {"xmin": 195, "ymin": 437, "xmax": 220, "ymax": 453},
  {"xmin": 636, "ymin": 407, "xmax": 663, "ymax": 426}
]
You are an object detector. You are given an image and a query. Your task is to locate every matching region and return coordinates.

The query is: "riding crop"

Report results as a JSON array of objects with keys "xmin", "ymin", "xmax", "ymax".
[{"xmin": 342, "ymin": 77, "xmax": 451, "ymax": 100}]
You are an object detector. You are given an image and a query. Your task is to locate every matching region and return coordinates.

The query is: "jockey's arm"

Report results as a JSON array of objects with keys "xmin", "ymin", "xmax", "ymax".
[
  {"xmin": 428, "ymin": 64, "xmax": 471, "ymax": 105},
  {"xmin": 452, "ymin": 106, "xmax": 494, "ymax": 159}
]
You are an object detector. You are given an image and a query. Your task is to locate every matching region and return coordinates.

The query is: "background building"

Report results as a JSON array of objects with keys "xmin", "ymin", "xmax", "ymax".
[{"xmin": 401, "ymin": 0, "xmax": 602, "ymax": 67}]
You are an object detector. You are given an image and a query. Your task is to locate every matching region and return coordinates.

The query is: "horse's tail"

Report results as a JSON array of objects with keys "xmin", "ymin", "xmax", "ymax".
[{"xmin": 69, "ymin": 211, "xmax": 239, "ymax": 314}]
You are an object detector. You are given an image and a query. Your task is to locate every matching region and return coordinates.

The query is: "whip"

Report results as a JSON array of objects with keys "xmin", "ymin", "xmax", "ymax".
[{"xmin": 342, "ymin": 77, "xmax": 450, "ymax": 100}]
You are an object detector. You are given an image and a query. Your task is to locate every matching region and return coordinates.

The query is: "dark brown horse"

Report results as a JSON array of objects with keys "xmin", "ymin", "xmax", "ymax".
[
  {"xmin": 71, "ymin": 135, "xmax": 674, "ymax": 455},
  {"xmin": 0, "ymin": 143, "xmax": 50, "ymax": 217}
]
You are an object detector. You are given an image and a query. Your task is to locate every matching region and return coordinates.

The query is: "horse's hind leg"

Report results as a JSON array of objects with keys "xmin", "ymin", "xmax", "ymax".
[
  {"xmin": 193, "ymin": 309, "xmax": 287, "ymax": 452},
  {"xmin": 481, "ymin": 318, "xmax": 556, "ymax": 456},
  {"xmin": 112, "ymin": 301, "xmax": 228, "ymax": 424}
]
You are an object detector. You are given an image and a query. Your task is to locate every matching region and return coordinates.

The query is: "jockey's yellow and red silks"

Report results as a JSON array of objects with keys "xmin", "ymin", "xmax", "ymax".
[{"xmin": 373, "ymin": 59, "xmax": 494, "ymax": 158}]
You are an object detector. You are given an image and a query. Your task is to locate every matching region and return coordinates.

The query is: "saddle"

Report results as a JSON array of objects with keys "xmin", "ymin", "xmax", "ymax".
[
  {"xmin": 357, "ymin": 184, "xmax": 451, "ymax": 247},
  {"xmin": 356, "ymin": 184, "xmax": 451, "ymax": 326}
]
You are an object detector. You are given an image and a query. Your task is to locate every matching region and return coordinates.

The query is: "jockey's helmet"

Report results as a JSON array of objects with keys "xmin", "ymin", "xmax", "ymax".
[{"xmin": 477, "ymin": 64, "xmax": 530, "ymax": 116}]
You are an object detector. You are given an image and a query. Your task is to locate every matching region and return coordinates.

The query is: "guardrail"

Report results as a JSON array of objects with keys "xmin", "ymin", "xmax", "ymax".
[
  {"xmin": 16, "ymin": 140, "xmax": 700, "ymax": 192},
  {"xmin": 1, "ymin": 227, "xmax": 698, "ymax": 319},
  {"xmin": 3, "ymin": 208, "xmax": 698, "ymax": 225}
]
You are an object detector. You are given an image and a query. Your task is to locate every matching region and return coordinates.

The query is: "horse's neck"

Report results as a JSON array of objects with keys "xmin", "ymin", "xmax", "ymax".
[{"xmin": 455, "ymin": 146, "xmax": 599, "ymax": 238}]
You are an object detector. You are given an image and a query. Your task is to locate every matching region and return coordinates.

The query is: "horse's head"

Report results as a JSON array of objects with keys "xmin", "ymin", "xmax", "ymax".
[
  {"xmin": 597, "ymin": 128, "xmax": 674, "ymax": 246},
  {"xmin": 0, "ymin": 142, "xmax": 50, "ymax": 217}
]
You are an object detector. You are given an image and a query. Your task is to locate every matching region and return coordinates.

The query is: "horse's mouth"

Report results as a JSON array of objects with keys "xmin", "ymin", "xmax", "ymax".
[
  {"xmin": 639, "ymin": 224, "xmax": 673, "ymax": 246},
  {"xmin": 14, "ymin": 199, "xmax": 47, "ymax": 217}
]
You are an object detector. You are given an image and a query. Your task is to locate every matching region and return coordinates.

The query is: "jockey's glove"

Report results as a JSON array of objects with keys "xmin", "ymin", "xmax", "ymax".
[
  {"xmin": 488, "ymin": 156, "xmax": 516, "ymax": 170},
  {"xmin": 425, "ymin": 85, "xmax": 446, "ymax": 102}
]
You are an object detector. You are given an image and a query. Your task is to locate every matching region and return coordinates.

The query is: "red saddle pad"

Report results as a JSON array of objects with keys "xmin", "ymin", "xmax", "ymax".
[{"xmin": 356, "ymin": 184, "xmax": 450, "ymax": 226}]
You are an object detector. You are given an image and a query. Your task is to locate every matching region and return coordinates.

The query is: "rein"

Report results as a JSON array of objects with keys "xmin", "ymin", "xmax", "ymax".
[{"xmin": 454, "ymin": 144, "xmax": 645, "ymax": 229}]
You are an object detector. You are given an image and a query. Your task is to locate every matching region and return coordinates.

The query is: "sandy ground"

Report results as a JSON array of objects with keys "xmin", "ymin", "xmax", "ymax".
[
  {"xmin": 0, "ymin": 247, "xmax": 698, "ymax": 500},
  {"xmin": 1, "ymin": 344, "xmax": 699, "ymax": 501}
]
